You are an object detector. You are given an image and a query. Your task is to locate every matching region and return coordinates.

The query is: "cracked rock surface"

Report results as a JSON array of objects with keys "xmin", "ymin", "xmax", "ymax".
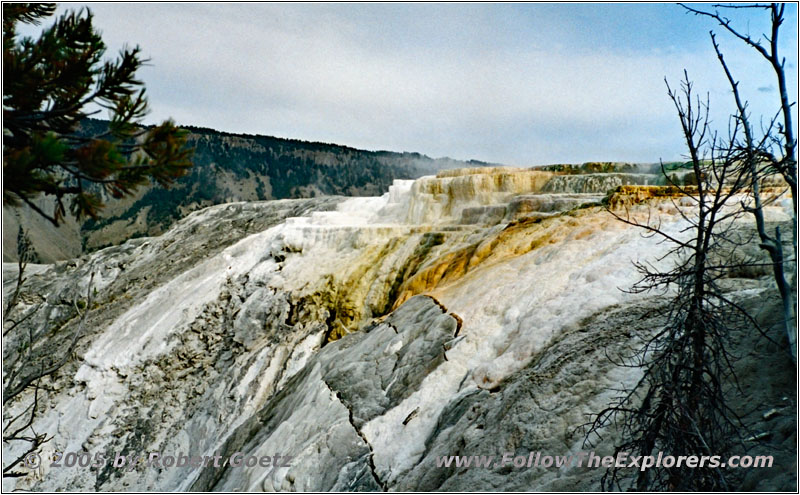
[
  {"xmin": 3, "ymin": 168, "xmax": 795, "ymax": 492},
  {"xmin": 194, "ymin": 296, "xmax": 456, "ymax": 491}
]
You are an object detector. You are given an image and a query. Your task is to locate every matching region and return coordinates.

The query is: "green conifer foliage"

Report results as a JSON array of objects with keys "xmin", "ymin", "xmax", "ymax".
[{"xmin": 3, "ymin": 3, "xmax": 193, "ymax": 225}]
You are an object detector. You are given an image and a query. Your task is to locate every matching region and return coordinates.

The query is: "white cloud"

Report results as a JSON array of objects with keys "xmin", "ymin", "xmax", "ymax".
[{"xmin": 22, "ymin": 3, "xmax": 799, "ymax": 165}]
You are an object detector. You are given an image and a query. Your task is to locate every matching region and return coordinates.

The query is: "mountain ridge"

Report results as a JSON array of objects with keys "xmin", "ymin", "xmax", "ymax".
[{"xmin": 3, "ymin": 119, "xmax": 498, "ymax": 262}]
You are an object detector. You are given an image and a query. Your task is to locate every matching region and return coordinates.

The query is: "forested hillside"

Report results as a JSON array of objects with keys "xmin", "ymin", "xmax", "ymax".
[{"xmin": 3, "ymin": 120, "xmax": 490, "ymax": 261}]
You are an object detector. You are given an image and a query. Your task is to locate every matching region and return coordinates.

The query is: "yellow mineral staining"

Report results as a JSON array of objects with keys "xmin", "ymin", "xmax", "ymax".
[
  {"xmin": 305, "ymin": 170, "xmax": 792, "ymax": 345},
  {"xmin": 604, "ymin": 182, "xmax": 790, "ymax": 211},
  {"xmin": 391, "ymin": 248, "xmax": 469, "ymax": 309},
  {"xmin": 391, "ymin": 207, "xmax": 616, "ymax": 309},
  {"xmin": 299, "ymin": 229, "xmax": 453, "ymax": 344},
  {"xmin": 407, "ymin": 169, "xmax": 554, "ymax": 223},
  {"xmin": 415, "ymin": 170, "xmax": 553, "ymax": 198},
  {"xmin": 314, "ymin": 241, "xmax": 408, "ymax": 342},
  {"xmin": 434, "ymin": 166, "xmax": 531, "ymax": 178},
  {"xmin": 604, "ymin": 185, "xmax": 694, "ymax": 210},
  {"xmin": 295, "ymin": 276, "xmax": 360, "ymax": 342}
]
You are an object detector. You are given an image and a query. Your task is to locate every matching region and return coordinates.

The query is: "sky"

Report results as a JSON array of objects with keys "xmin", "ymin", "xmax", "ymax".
[{"xmin": 19, "ymin": 2, "xmax": 799, "ymax": 166}]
